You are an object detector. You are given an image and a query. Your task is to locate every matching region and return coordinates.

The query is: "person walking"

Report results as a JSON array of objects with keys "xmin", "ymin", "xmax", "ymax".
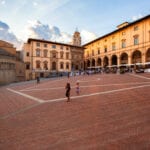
[
  {"xmin": 65, "ymin": 82, "xmax": 71, "ymax": 102},
  {"xmin": 36, "ymin": 76, "xmax": 40, "ymax": 84},
  {"xmin": 76, "ymin": 81, "xmax": 80, "ymax": 95}
]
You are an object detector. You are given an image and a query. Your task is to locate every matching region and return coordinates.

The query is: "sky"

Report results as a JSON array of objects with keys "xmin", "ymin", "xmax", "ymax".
[{"xmin": 0, "ymin": 0, "xmax": 150, "ymax": 49}]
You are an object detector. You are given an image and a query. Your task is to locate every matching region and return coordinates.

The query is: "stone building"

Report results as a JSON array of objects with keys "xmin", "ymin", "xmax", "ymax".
[
  {"xmin": 23, "ymin": 31, "xmax": 84, "ymax": 80},
  {"xmin": 83, "ymin": 15, "xmax": 150, "ymax": 70},
  {"xmin": 0, "ymin": 40, "xmax": 25, "ymax": 85}
]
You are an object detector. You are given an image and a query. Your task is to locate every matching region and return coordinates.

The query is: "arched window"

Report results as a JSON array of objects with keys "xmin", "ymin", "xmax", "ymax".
[
  {"xmin": 36, "ymin": 49, "xmax": 40, "ymax": 57},
  {"xmin": 60, "ymin": 62, "xmax": 64, "ymax": 69},
  {"xmin": 36, "ymin": 61, "xmax": 41, "ymax": 69},
  {"xmin": 43, "ymin": 61, "xmax": 48, "ymax": 70},
  {"xmin": 52, "ymin": 62, "xmax": 56, "ymax": 70},
  {"xmin": 66, "ymin": 63, "xmax": 69, "ymax": 69}
]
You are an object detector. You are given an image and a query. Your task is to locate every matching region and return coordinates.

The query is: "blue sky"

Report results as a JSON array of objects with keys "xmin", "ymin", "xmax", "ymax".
[{"xmin": 0, "ymin": 0, "xmax": 150, "ymax": 41}]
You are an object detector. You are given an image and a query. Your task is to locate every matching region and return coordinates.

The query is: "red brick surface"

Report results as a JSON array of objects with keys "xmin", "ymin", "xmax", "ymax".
[{"xmin": 0, "ymin": 73, "xmax": 150, "ymax": 150}]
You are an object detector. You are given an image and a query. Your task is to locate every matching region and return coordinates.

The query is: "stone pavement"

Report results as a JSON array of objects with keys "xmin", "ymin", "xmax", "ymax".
[{"xmin": 0, "ymin": 73, "xmax": 150, "ymax": 150}]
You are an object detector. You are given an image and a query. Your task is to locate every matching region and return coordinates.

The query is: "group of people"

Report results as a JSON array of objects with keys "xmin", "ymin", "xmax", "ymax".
[{"xmin": 65, "ymin": 81, "xmax": 80, "ymax": 102}]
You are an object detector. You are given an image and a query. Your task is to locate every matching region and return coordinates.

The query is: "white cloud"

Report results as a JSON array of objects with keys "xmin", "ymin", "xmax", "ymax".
[
  {"xmin": 33, "ymin": 1, "xmax": 38, "ymax": 6},
  {"xmin": 23, "ymin": 20, "xmax": 72, "ymax": 44},
  {"xmin": 132, "ymin": 14, "xmax": 143, "ymax": 21},
  {"xmin": 0, "ymin": 19, "xmax": 97, "ymax": 50},
  {"xmin": 0, "ymin": 0, "xmax": 5, "ymax": 5},
  {"xmin": 0, "ymin": 20, "xmax": 22, "ymax": 49},
  {"xmin": 81, "ymin": 30, "xmax": 97, "ymax": 44},
  {"xmin": 24, "ymin": 20, "xmax": 97, "ymax": 45}
]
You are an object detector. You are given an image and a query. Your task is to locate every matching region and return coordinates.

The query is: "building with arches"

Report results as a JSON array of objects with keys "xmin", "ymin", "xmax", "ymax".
[
  {"xmin": 23, "ymin": 31, "xmax": 83, "ymax": 80},
  {"xmin": 83, "ymin": 15, "xmax": 150, "ymax": 71}
]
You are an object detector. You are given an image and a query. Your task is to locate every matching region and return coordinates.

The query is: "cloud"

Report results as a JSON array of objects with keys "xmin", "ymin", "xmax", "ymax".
[
  {"xmin": 132, "ymin": 14, "xmax": 143, "ymax": 21},
  {"xmin": 81, "ymin": 30, "xmax": 97, "ymax": 44},
  {"xmin": 33, "ymin": 1, "xmax": 38, "ymax": 6},
  {"xmin": 0, "ymin": 19, "xmax": 97, "ymax": 50},
  {"xmin": 0, "ymin": 20, "xmax": 22, "ymax": 49},
  {"xmin": 0, "ymin": 0, "xmax": 5, "ymax": 5},
  {"xmin": 24, "ymin": 20, "xmax": 97, "ymax": 45},
  {"xmin": 24, "ymin": 20, "xmax": 72, "ymax": 43}
]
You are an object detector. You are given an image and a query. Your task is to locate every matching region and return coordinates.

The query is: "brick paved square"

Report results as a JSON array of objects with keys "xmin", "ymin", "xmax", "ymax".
[{"xmin": 0, "ymin": 73, "xmax": 150, "ymax": 150}]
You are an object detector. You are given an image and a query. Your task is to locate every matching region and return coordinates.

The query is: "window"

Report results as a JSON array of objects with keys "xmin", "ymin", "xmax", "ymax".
[
  {"xmin": 66, "ymin": 47, "xmax": 69, "ymax": 50},
  {"xmin": 36, "ymin": 42, "xmax": 40, "ymax": 47},
  {"xmin": 134, "ymin": 26, "xmax": 138, "ymax": 31},
  {"xmin": 66, "ymin": 63, "xmax": 69, "ymax": 69},
  {"xmin": 52, "ymin": 53, "xmax": 56, "ymax": 58},
  {"xmin": 60, "ymin": 63, "xmax": 64, "ymax": 69},
  {"xmin": 92, "ymin": 50, "xmax": 94, "ymax": 56},
  {"xmin": 122, "ymin": 32, "xmax": 126, "ymax": 35},
  {"xmin": 43, "ymin": 61, "xmax": 48, "ymax": 70},
  {"xmin": 98, "ymin": 49, "xmax": 100, "ymax": 54},
  {"xmin": 60, "ymin": 52, "xmax": 64, "ymax": 59},
  {"xmin": 26, "ymin": 52, "xmax": 29, "ymax": 56},
  {"xmin": 36, "ymin": 61, "xmax": 41, "ymax": 69},
  {"xmin": 112, "ymin": 43, "xmax": 116, "ymax": 50},
  {"xmin": 60, "ymin": 45, "xmax": 63, "ymax": 50},
  {"xmin": 134, "ymin": 36, "xmax": 139, "ymax": 45},
  {"xmin": 44, "ymin": 43, "xmax": 47, "ymax": 48},
  {"xmin": 52, "ymin": 62, "xmax": 56, "ymax": 70},
  {"xmin": 66, "ymin": 53, "xmax": 69, "ymax": 59},
  {"xmin": 52, "ymin": 45, "xmax": 56, "ymax": 49},
  {"xmin": 26, "ymin": 64, "xmax": 30, "ymax": 70},
  {"xmin": 104, "ymin": 46, "xmax": 107, "ymax": 53},
  {"xmin": 36, "ymin": 49, "xmax": 40, "ymax": 57},
  {"xmin": 122, "ymin": 40, "xmax": 126, "ymax": 48}
]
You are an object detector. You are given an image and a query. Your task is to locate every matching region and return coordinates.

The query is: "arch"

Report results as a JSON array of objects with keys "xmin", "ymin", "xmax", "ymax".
[
  {"xmin": 92, "ymin": 59, "xmax": 95, "ymax": 67},
  {"xmin": 87, "ymin": 59, "xmax": 90, "ymax": 67},
  {"xmin": 52, "ymin": 61, "xmax": 56, "ymax": 70},
  {"xmin": 103, "ymin": 56, "xmax": 109, "ymax": 67},
  {"xmin": 146, "ymin": 48, "xmax": 150, "ymax": 62},
  {"xmin": 132, "ymin": 50, "xmax": 142, "ymax": 64},
  {"xmin": 120, "ymin": 52, "xmax": 128, "ymax": 64},
  {"xmin": 60, "ymin": 62, "xmax": 64, "ymax": 69},
  {"xmin": 97, "ymin": 58, "xmax": 101, "ymax": 66},
  {"xmin": 111, "ymin": 55, "xmax": 117, "ymax": 66}
]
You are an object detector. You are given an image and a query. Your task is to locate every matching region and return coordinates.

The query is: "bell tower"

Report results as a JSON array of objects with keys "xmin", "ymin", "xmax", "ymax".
[{"xmin": 72, "ymin": 28, "xmax": 81, "ymax": 46}]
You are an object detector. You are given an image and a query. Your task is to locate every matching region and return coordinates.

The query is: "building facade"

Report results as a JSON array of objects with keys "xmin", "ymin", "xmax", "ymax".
[
  {"xmin": 23, "ymin": 31, "xmax": 84, "ymax": 80},
  {"xmin": 0, "ymin": 40, "xmax": 25, "ymax": 84},
  {"xmin": 83, "ymin": 15, "xmax": 150, "ymax": 70}
]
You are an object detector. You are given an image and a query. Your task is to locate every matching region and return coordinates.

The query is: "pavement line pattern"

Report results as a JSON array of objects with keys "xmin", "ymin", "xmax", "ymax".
[
  {"xmin": 46, "ymin": 84, "xmax": 150, "ymax": 102},
  {"xmin": 78, "ymin": 78, "xmax": 100, "ymax": 82},
  {"xmin": 2, "ymin": 84, "xmax": 150, "ymax": 119},
  {"xmin": 20, "ymin": 81, "xmax": 150, "ymax": 92},
  {"xmin": 7, "ymin": 88, "xmax": 44, "ymax": 103},
  {"xmin": 20, "ymin": 78, "xmax": 65, "ymax": 91},
  {"xmin": 0, "ymin": 103, "xmax": 42, "ymax": 119},
  {"xmin": 129, "ymin": 73, "xmax": 150, "ymax": 80}
]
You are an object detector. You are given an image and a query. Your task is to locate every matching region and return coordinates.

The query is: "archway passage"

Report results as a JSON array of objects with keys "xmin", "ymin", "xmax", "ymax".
[
  {"xmin": 146, "ymin": 48, "xmax": 150, "ymax": 62},
  {"xmin": 111, "ymin": 55, "xmax": 117, "ymax": 66},
  {"xmin": 92, "ymin": 59, "xmax": 95, "ymax": 67},
  {"xmin": 132, "ymin": 50, "xmax": 142, "ymax": 64},
  {"xmin": 97, "ymin": 58, "xmax": 101, "ymax": 66},
  {"xmin": 103, "ymin": 56, "xmax": 109, "ymax": 67},
  {"xmin": 87, "ymin": 60, "xmax": 90, "ymax": 68},
  {"xmin": 120, "ymin": 53, "xmax": 128, "ymax": 64}
]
